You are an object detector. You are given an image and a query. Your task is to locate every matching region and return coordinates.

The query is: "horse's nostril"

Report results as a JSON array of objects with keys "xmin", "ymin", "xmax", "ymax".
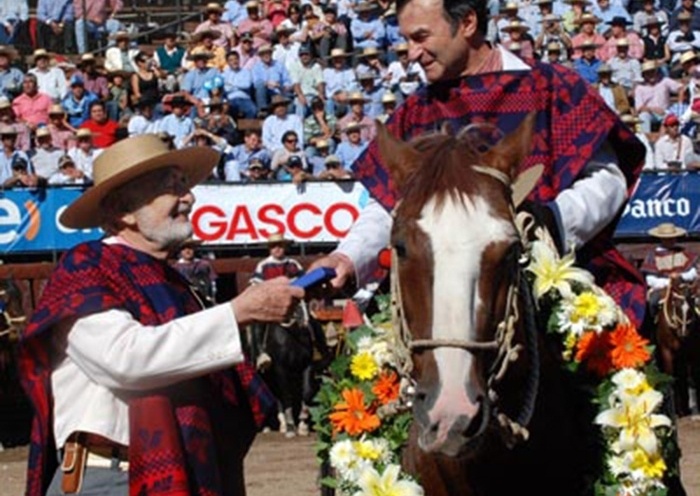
[
  {"xmin": 429, "ymin": 422, "xmax": 439, "ymax": 433},
  {"xmin": 415, "ymin": 391, "xmax": 427, "ymax": 402}
]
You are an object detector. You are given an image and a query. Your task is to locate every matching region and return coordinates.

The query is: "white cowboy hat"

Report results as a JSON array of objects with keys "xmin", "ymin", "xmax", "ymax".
[
  {"xmin": 60, "ymin": 134, "xmax": 219, "ymax": 229},
  {"xmin": 647, "ymin": 222, "xmax": 687, "ymax": 238},
  {"xmin": 267, "ymin": 232, "xmax": 292, "ymax": 245}
]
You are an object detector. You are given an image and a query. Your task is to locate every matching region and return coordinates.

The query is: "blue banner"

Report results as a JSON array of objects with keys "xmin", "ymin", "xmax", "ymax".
[{"xmin": 615, "ymin": 171, "xmax": 700, "ymax": 239}]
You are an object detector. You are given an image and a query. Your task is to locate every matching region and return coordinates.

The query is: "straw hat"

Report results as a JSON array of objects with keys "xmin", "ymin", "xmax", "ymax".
[
  {"xmin": 0, "ymin": 97, "xmax": 11, "ymax": 110},
  {"xmin": 257, "ymin": 44, "xmax": 273, "ymax": 53},
  {"xmin": 620, "ymin": 113, "xmax": 641, "ymax": 125},
  {"xmin": 31, "ymin": 48, "xmax": 51, "ymax": 63},
  {"xmin": 540, "ymin": 14, "xmax": 561, "ymax": 23},
  {"xmin": 381, "ymin": 92, "xmax": 397, "ymax": 104},
  {"xmin": 315, "ymin": 139, "xmax": 330, "ymax": 149},
  {"xmin": 0, "ymin": 45, "xmax": 18, "ymax": 60},
  {"xmin": 355, "ymin": 1, "xmax": 377, "ymax": 13},
  {"xmin": 500, "ymin": 1, "xmax": 519, "ymax": 11},
  {"xmin": 267, "ymin": 232, "xmax": 292, "ymax": 245},
  {"xmin": 641, "ymin": 60, "xmax": 657, "ymax": 73},
  {"xmin": 615, "ymin": 37, "xmax": 630, "ymax": 47},
  {"xmin": 49, "ymin": 104, "xmax": 66, "ymax": 115},
  {"xmin": 343, "ymin": 121, "xmax": 365, "ymax": 133},
  {"xmin": 575, "ymin": 13, "xmax": 601, "ymax": 25},
  {"xmin": 325, "ymin": 155, "xmax": 341, "ymax": 165},
  {"xmin": 35, "ymin": 127, "xmax": 51, "ymax": 139},
  {"xmin": 680, "ymin": 50, "xmax": 698, "ymax": 65},
  {"xmin": 192, "ymin": 29, "xmax": 222, "ymax": 43},
  {"xmin": 204, "ymin": 2, "xmax": 224, "ymax": 12},
  {"xmin": 678, "ymin": 11, "xmax": 692, "ymax": 22},
  {"xmin": 0, "ymin": 124, "xmax": 18, "ymax": 135},
  {"xmin": 74, "ymin": 129, "xmax": 94, "ymax": 139},
  {"xmin": 269, "ymin": 94, "xmax": 290, "ymax": 107},
  {"xmin": 347, "ymin": 91, "xmax": 369, "ymax": 103},
  {"xmin": 245, "ymin": 0, "xmax": 260, "ymax": 9},
  {"xmin": 393, "ymin": 42, "xmax": 409, "ymax": 53},
  {"xmin": 647, "ymin": 222, "xmax": 686, "ymax": 238},
  {"xmin": 60, "ymin": 134, "xmax": 219, "ymax": 229},
  {"xmin": 546, "ymin": 41, "xmax": 562, "ymax": 52},
  {"xmin": 359, "ymin": 46, "xmax": 381, "ymax": 58},
  {"xmin": 597, "ymin": 63, "xmax": 613, "ymax": 73},
  {"xmin": 643, "ymin": 15, "xmax": 663, "ymax": 28},
  {"xmin": 111, "ymin": 30, "xmax": 131, "ymax": 41},
  {"xmin": 58, "ymin": 155, "xmax": 75, "ymax": 169},
  {"xmin": 502, "ymin": 20, "xmax": 530, "ymax": 33},
  {"xmin": 578, "ymin": 39, "xmax": 601, "ymax": 50}
]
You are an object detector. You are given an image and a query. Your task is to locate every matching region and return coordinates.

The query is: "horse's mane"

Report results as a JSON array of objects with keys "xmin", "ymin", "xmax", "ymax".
[{"xmin": 399, "ymin": 128, "xmax": 493, "ymax": 219}]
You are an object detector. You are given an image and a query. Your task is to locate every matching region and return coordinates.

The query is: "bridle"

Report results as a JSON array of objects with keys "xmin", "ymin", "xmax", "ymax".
[
  {"xmin": 661, "ymin": 280, "xmax": 695, "ymax": 339},
  {"xmin": 389, "ymin": 164, "xmax": 541, "ymax": 447}
]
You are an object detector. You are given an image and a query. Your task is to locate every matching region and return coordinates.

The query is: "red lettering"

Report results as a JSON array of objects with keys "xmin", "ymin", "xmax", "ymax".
[
  {"xmin": 325, "ymin": 203, "xmax": 359, "ymax": 238},
  {"xmin": 226, "ymin": 205, "xmax": 259, "ymax": 241},
  {"xmin": 258, "ymin": 204, "xmax": 286, "ymax": 238},
  {"xmin": 288, "ymin": 203, "xmax": 322, "ymax": 239},
  {"xmin": 192, "ymin": 205, "xmax": 227, "ymax": 241}
]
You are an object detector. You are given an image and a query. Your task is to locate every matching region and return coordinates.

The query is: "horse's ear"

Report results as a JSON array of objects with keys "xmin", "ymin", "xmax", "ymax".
[
  {"xmin": 482, "ymin": 112, "xmax": 536, "ymax": 180},
  {"xmin": 376, "ymin": 119, "xmax": 421, "ymax": 190}
]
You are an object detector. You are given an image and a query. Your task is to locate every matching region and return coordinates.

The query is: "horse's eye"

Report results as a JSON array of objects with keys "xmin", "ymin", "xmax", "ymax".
[{"xmin": 394, "ymin": 240, "xmax": 408, "ymax": 258}]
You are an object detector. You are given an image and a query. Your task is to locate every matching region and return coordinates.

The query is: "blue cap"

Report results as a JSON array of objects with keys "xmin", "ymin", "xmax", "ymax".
[{"xmin": 70, "ymin": 75, "xmax": 84, "ymax": 87}]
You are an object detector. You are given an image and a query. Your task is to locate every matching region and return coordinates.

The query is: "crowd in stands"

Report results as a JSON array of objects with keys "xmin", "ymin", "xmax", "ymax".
[{"xmin": 2, "ymin": 0, "xmax": 700, "ymax": 189}]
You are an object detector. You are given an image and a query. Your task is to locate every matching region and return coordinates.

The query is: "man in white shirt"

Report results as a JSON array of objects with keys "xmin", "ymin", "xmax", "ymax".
[
  {"xmin": 654, "ymin": 114, "xmax": 693, "ymax": 168},
  {"xmin": 18, "ymin": 134, "xmax": 303, "ymax": 495},
  {"xmin": 27, "ymin": 49, "xmax": 67, "ymax": 101},
  {"xmin": 262, "ymin": 94, "xmax": 304, "ymax": 152}
]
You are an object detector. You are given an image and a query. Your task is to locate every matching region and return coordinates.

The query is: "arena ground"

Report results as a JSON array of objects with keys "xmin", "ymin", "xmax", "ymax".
[{"xmin": 0, "ymin": 417, "xmax": 699, "ymax": 495}]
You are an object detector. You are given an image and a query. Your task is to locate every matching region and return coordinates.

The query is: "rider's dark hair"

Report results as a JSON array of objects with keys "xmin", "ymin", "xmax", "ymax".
[{"xmin": 396, "ymin": 0, "xmax": 487, "ymax": 36}]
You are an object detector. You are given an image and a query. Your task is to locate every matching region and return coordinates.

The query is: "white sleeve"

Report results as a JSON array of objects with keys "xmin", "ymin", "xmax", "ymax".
[
  {"xmin": 336, "ymin": 197, "xmax": 392, "ymax": 286},
  {"xmin": 66, "ymin": 304, "xmax": 245, "ymax": 391},
  {"xmin": 646, "ymin": 274, "xmax": 669, "ymax": 290},
  {"xmin": 681, "ymin": 267, "xmax": 698, "ymax": 282},
  {"xmin": 552, "ymin": 141, "xmax": 628, "ymax": 252}
]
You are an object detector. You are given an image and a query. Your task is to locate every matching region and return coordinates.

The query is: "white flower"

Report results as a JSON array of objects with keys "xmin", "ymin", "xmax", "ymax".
[
  {"xmin": 357, "ymin": 336, "xmax": 373, "ymax": 352},
  {"xmin": 353, "ymin": 464, "xmax": 424, "ymax": 496},
  {"xmin": 369, "ymin": 340, "xmax": 393, "ymax": 367},
  {"xmin": 526, "ymin": 240, "xmax": 595, "ymax": 300}
]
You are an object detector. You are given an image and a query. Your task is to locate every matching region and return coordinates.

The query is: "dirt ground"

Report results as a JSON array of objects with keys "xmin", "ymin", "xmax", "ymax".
[{"xmin": 1, "ymin": 419, "xmax": 699, "ymax": 495}]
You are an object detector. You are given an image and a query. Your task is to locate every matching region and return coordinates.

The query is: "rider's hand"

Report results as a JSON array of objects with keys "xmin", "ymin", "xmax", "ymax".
[
  {"xmin": 308, "ymin": 252, "xmax": 355, "ymax": 289},
  {"xmin": 231, "ymin": 277, "xmax": 304, "ymax": 325}
]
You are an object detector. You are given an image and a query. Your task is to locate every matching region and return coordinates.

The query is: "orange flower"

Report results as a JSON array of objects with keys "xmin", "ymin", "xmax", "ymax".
[
  {"xmin": 329, "ymin": 388, "xmax": 381, "ymax": 436},
  {"xmin": 372, "ymin": 370, "xmax": 401, "ymax": 405},
  {"xmin": 609, "ymin": 322, "xmax": 651, "ymax": 370},
  {"xmin": 575, "ymin": 331, "xmax": 613, "ymax": 377}
]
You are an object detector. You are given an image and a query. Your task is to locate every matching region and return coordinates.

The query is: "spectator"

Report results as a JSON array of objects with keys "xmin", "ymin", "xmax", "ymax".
[
  {"xmin": 351, "ymin": 1, "xmax": 385, "ymax": 51},
  {"xmin": 74, "ymin": 0, "xmax": 122, "ymax": 55},
  {"xmin": 338, "ymin": 91, "xmax": 376, "ymax": 142},
  {"xmin": 667, "ymin": 11, "xmax": 700, "ymax": 66},
  {"xmin": 608, "ymin": 38, "xmax": 642, "ymax": 91},
  {"xmin": 266, "ymin": 0, "xmax": 288, "ymax": 28},
  {"xmin": 544, "ymin": 41, "xmax": 567, "ymax": 65},
  {"xmin": 278, "ymin": 3, "xmax": 306, "ymax": 43},
  {"xmin": 573, "ymin": 40, "xmax": 603, "ymax": 84},
  {"xmin": 253, "ymin": 46, "xmax": 294, "ymax": 114},
  {"xmin": 37, "ymin": 0, "xmax": 75, "ymax": 54},
  {"xmin": 188, "ymin": 29, "xmax": 227, "ymax": 71},
  {"xmin": 303, "ymin": 96, "xmax": 336, "ymax": 155},
  {"xmin": 270, "ymin": 129, "xmax": 308, "ymax": 177},
  {"xmin": 493, "ymin": 1, "xmax": 520, "ymax": 44},
  {"xmin": 127, "ymin": 96, "xmax": 157, "ymax": 136},
  {"xmin": 12, "ymin": 74, "xmax": 53, "ymax": 131},
  {"xmin": 633, "ymin": 0, "xmax": 668, "ymax": 37},
  {"xmin": 74, "ymin": 54, "xmax": 109, "ymax": 100},
  {"xmin": 0, "ymin": 97, "xmax": 29, "ymax": 151},
  {"xmin": 182, "ymin": 52, "xmax": 220, "ymax": 99},
  {"xmin": 620, "ymin": 113, "xmax": 656, "ymax": 169},
  {"xmin": 0, "ymin": 125, "xmax": 37, "ymax": 187},
  {"xmin": 592, "ymin": 0, "xmax": 631, "ymax": 31},
  {"xmin": 244, "ymin": 157, "xmax": 268, "ymax": 182},
  {"xmin": 200, "ymin": 97, "xmax": 238, "ymax": 144},
  {"xmin": 501, "ymin": 20, "xmax": 536, "ymax": 59},
  {"xmin": 222, "ymin": 50, "xmax": 256, "ymax": 118},
  {"xmin": 238, "ymin": 0, "xmax": 273, "ymax": 50},
  {"xmin": 594, "ymin": 64, "xmax": 631, "ymax": 114},
  {"xmin": 317, "ymin": 153, "xmax": 353, "ymax": 180},
  {"xmin": 562, "ymin": 0, "xmax": 589, "ymax": 36},
  {"xmin": 601, "ymin": 17, "xmax": 644, "ymax": 61},
  {"xmin": 223, "ymin": 0, "xmax": 248, "ymax": 25},
  {"xmin": 158, "ymin": 94, "xmax": 196, "ymax": 148},
  {"xmin": 0, "ymin": 0, "xmax": 28, "ymax": 45},
  {"xmin": 641, "ymin": 16, "xmax": 671, "ymax": 75},
  {"xmin": 196, "ymin": 2, "xmax": 236, "ymax": 51},
  {"xmin": 80, "ymin": 101, "xmax": 119, "ymax": 149},
  {"xmin": 323, "ymin": 48, "xmax": 356, "ymax": 117},
  {"xmin": 357, "ymin": 71, "xmax": 384, "ymax": 119},
  {"xmin": 279, "ymin": 153, "xmax": 311, "ymax": 182},
  {"xmin": 386, "ymin": 42, "xmax": 426, "ymax": 102},
  {"xmin": 31, "ymin": 126, "xmax": 64, "ymax": 179},
  {"xmin": 104, "ymin": 31, "xmax": 138, "ymax": 72},
  {"xmin": 67, "ymin": 128, "xmax": 100, "ymax": 179},
  {"xmin": 236, "ymin": 31, "xmax": 259, "ymax": 70},
  {"xmin": 356, "ymin": 46, "xmax": 388, "ymax": 87},
  {"xmin": 336, "ymin": 121, "xmax": 367, "ymax": 169},
  {"xmin": 307, "ymin": 137, "xmax": 330, "ymax": 175},
  {"xmin": 272, "ymin": 25, "xmax": 301, "ymax": 71},
  {"xmin": 571, "ymin": 13, "xmax": 606, "ymax": 60},
  {"xmin": 377, "ymin": 91, "xmax": 397, "ymax": 123},
  {"xmin": 153, "ymin": 31, "xmax": 186, "ymax": 93},
  {"xmin": 311, "ymin": 4, "xmax": 349, "ymax": 59},
  {"xmin": 535, "ymin": 14, "xmax": 572, "ymax": 61},
  {"xmin": 28, "ymin": 49, "xmax": 67, "ymax": 102},
  {"xmin": 130, "ymin": 51, "xmax": 160, "ymax": 108},
  {"xmin": 289, "ymin": 44, "xmax": 325, "ymax": 117},
  {"xmin": 0, "ymin": 45, "xmax": 24, "ymax": 100},
  {"xmin": 47, "ymin": 104, "xmax": 76, "ymax": 150},
  {"xmin": 669, "ymin": 0, "xmax": 700, "ymax": 32},
  {"xmin": 224, "ymin": 128, "xmax": 271, "ymax": 180},
  {"xmin": 654, "ymin": 114, "xmax": 693, "ymax": 168},
  {"xmin": 106, "ymin": 70, "xmax": 130, "ymax": 123},
  {"xmin": 635, "ymin": 61, "xmax": 682, "ymax": 133},
  {"xmin": 174, "ymin": 239, "xmax": 218, "ymax": 304},
  {"xmin": 48, "ymin": 154, "xmax": 88, "ymax": 185}
]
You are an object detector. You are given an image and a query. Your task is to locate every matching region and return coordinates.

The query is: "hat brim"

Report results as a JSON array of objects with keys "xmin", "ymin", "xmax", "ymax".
[
  {"xmin": 60, "ymin": 146, "xmax": 219, "ymax": 229},
  {"xmin": 647, "ymin": 226, "xmax": 687, "ymax": 238}
]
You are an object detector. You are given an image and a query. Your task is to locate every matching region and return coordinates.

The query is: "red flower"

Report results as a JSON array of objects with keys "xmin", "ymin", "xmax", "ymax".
[
  {"xmin": 609, "ymin": 322, "xmax": 651, "ymax": 370},
  {"xmin": 575, "ymin": 331, "xmax": 613, "ymax": 377}
]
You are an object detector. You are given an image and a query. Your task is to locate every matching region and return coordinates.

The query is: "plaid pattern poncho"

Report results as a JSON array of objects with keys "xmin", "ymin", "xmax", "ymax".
[
  {"xmin": 352, "ymin": 57, "xmax": 647, "ymax": 327},
  {"xmin": 18, "ymin": 240, "xmax": 275, "ymax": 496}
]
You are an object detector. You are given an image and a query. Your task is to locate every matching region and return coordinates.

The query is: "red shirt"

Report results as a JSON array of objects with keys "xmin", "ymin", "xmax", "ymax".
[{"xmin": 80, "ymin": 119, "xmax": 119, "ymax": 148}]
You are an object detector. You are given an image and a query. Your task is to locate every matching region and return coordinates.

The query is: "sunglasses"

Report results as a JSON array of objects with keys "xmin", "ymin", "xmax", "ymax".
[{"xmin": 285, "ymin": 138, "xmax": 298, "ymax": 143}]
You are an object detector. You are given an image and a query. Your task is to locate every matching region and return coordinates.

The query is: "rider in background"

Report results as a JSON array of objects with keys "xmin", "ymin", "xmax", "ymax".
[
  {"xmin": 173, "ymin": 239, "xmax": 218, "ymax": 305},
  {"xmin": 249, "ymin": 233, "xmax": 305, "ymax": 370},
  {"xmin": 641, "ymin": 222, "xmax": 699, "ymax": 319}
]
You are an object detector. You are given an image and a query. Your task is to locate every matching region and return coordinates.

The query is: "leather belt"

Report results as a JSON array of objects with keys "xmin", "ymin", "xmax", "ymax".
[{"xmin": 60, "ymin": 433, "xmax": 128, "ymax": 494}]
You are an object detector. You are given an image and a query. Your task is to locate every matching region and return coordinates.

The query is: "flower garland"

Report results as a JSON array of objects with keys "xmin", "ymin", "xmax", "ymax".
[
  {"xmin": 310, "ymin": 296, "xmax": 424, "ymax": 496},
  {"xmin": 526, "ymin": 235, "xmax": 677, "ymax": 495},
  {"xmin": 313, "ymin": 233, "xmax": 679, "ymax": 496}
]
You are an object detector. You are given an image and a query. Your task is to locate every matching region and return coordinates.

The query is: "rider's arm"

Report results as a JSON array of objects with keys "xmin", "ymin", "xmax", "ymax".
[
  {"xmin": 680, "ymin": 266, "xmax": 698, "ymax": 282},
  {"xmin": 646, "ymin": 274, "xmax": 670, "ymax": 290}
]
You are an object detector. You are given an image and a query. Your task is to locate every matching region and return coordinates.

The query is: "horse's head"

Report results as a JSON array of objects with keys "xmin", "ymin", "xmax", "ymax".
[
  {"xmin": 0, "ymin": 279, "xmax": 26, "ymax": 343},
  {"xmin": 661, "ymin": 275, "xmax": 698, "ymax": 339},
  {"xmin": 378, "ymin": 115, "xmax": 535, "ymax": 457}
]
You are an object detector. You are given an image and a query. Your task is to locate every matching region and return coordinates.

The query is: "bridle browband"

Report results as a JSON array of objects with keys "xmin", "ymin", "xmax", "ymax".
[{"xmin": 389, "ymin": 164, "xmax": 541, "ymax": 447}]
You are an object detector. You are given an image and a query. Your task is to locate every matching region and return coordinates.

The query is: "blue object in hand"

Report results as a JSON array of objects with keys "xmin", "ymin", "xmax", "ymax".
[{"xmin": 291, "ymin": 267, "xmax": 337, "ymax": 289}]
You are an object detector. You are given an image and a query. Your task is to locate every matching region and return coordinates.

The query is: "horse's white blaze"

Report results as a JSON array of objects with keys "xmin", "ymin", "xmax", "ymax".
[{"xmin": 417, "ymin": 193, "xmax": 515, "ymax": 434}]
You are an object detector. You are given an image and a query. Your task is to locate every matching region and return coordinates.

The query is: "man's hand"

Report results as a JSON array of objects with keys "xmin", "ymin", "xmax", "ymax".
[
  {"xmin": 232, "ymin": 277, "xmax": 304, "ymax": 325},
  {"xmin": 308, "ymin": 252, "xmax": 354, "ymax": 289}
]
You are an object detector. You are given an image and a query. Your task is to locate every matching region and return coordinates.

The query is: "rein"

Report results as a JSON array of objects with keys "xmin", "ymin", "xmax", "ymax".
[
  {"xmin": 389, "ymin": 165, "xmax": 541, "ymax": 447},
  {"xmin": 661, "ymin": 282, "xmax": 693, "ymax": 338}
]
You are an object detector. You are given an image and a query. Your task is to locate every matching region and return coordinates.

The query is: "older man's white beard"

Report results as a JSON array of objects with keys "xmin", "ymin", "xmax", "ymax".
[{"xmin": 135, "ymin": 207, "xmax": 193, "ymax": 251}]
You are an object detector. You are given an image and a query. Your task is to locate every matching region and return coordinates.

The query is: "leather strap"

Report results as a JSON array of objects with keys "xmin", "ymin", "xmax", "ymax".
[{"xmin": 60, "ymin": 438, "xmax": 87, "ymax": 494}]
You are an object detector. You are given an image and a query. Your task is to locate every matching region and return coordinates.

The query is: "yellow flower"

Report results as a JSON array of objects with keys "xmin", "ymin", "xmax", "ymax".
[
  {"xmin": 526, "ymin": 240, "xmax": 595, "ymax": 300},
  {"xmin": 629, "ymin": 448, "xmax": 667, "ymax": 479},
  {"xmin": 351, "ymin": 351, "xmax": 379, "ymax": 380},
  {"xmin": 570, "ymin": 292, "xmax": 602, "ymax": 323},
  {"xmin": 353, "ymin": 464, "xmax": 424, "ymax": 496},
  {"xmin": 353, "ymin": 440, "xmax": 382, "ymax": 461}
]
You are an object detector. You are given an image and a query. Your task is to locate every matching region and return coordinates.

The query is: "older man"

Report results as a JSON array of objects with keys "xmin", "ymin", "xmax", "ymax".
[
  {"xmin": 19, "ymin": 134, "xmax": 303, "ymax": 496},
  {"xmin": 12, "ymin": 74, "xmax": 53, "ymax": 131}
]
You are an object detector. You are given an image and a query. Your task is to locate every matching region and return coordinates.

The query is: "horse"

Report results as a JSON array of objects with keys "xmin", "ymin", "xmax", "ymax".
[
  {"xmin": 656, "ymin": 277, "xmax": 700, "ymax": 417},
  {"xmin": 262, "ymin": 303, "xmax": 331, "ymax": 437},
  {"xmin": 376, "ymin": 115, "xmax": 603, "ymax": 495}
]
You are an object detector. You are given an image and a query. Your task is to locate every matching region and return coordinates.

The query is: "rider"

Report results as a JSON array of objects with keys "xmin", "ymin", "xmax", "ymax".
[
  {"xmin": 249, "ymin": 233, "xmax": 305, "ymax": 370},
  {"xmin": 641, "ymin": 222, "xmax": 699, "ymax": 318},
  {"xmin": 173, "ymin": 239, "xmax": 218, "ymax": 305}
]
